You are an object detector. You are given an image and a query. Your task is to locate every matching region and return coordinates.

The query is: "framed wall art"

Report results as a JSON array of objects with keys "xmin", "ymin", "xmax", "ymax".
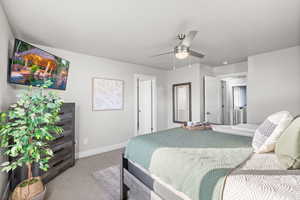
[{"xmin": 92, "ymin": 77, "xmax": 124, "ymax": 111}]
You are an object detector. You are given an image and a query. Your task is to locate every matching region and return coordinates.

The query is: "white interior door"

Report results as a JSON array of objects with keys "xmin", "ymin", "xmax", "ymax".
[
  {"xmin": 204, "ymin": 76, "xmax": 222, "ymax": 124},
  {"xmin": 138, "ymin": 79, "xmax": 153, "ymax": 135}
]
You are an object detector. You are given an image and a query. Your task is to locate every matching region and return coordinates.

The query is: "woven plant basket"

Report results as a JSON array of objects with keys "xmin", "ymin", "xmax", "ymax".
[{"xmin": 11, "ymin": 177, "xmax": 45, "ymax": 200}]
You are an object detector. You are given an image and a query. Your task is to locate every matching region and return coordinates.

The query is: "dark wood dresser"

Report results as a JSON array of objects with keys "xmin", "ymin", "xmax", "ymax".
[{"xmin": 10, "ymin": 103, "xmax": 76, "ymax": 189}]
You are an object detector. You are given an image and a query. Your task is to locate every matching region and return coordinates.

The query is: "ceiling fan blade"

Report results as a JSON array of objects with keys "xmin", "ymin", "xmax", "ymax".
[
  {"xmin": 189, "ymin": 50, "xmax": 205, "ymax": 58},
  {"xmin": 180, "ymin": 30, "xmax": 198, "ymax": 47},
  {"xmin": 150, "ymin": 51, "xmax": 174, "ymax": 57}
]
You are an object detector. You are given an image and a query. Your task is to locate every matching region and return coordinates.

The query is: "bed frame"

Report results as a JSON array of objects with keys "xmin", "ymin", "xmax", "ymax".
[{"xmin": 121, "ymin": 154, "xmax": 157, "ymax": 200}]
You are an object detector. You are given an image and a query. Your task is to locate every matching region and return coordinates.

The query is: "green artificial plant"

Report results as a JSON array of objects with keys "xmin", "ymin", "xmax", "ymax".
[
  {"xmin": 0, "ymin": 112, "xmax": 6, "ymax": 134},
  {"xmin": 0, "ymin": 80, "xmax": 63, "ymax": 185}
]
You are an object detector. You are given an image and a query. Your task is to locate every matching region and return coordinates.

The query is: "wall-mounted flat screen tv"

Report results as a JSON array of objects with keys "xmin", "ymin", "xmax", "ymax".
[{"xmin": 8, "ymin": 39, "xmax": 70, "ymax": 90}]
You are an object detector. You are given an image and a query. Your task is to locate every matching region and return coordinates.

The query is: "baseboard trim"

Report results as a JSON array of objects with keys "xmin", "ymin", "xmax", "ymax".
[{"xmin": 76, "ymin": 141, "xmax": 128, "ymax": 159}]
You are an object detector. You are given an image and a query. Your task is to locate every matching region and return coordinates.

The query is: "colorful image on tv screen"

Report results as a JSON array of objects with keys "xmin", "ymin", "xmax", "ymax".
[{"xmin": 9, "ymin": 39, "xmax": 70, "ymax": 90}]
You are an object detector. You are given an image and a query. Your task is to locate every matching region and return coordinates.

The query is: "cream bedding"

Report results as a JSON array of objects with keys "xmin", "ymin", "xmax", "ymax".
[
  {"xmin": 130, "ymin": 152, "xmax": 300, "ymax": 200},
  {"xmin": 223, "ymin": 153, "xmax": 300, "ymax": 200}
]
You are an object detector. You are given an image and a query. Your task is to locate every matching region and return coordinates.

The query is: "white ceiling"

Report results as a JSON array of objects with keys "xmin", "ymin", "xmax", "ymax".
[{"xmin": 1, "ymin": 0, "xmax": 300, "ymax": 69}]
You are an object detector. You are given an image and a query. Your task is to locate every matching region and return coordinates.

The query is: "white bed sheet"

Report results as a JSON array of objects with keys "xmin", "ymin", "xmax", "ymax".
[
  {"xmin": 223, "ymin": 153, "xmax": 300, "ymax": 200},
  {"xmin": 211, "ymin": 124, "xmax": 258, "ymax": 137}
]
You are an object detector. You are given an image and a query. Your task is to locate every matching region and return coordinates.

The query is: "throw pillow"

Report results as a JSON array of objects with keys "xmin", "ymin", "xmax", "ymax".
[
  {"xmin": 252, "ymin": 111, "xmax": 293, "ymax": 153},
  {"xmin": 275, "ymin": 116, "xmax": 300, "ymax": 169}
]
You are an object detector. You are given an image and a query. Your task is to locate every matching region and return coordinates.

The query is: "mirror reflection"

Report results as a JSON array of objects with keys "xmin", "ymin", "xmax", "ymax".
[{"xmin": 173, "ymin": 83, "xmax": 191, "ymax": 123}]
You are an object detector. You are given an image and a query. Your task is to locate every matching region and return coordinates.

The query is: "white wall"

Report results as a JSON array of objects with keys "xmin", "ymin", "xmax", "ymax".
[
  {"xmin": 166, "ymin": 64, "xmax": 201, "ymax": 128},
  {"xmin": 213, "ymin": 61, "xmax": 248, "ymax": 76},
  {"xmin": 0, "ymin": 4, "xmax": 14, "ymax": 197},
  {"xmin": 166, "ymin": 64, "xmax": 216, "ymax": 128},
  {"xmin": 248, "ymin": 46, "xmax": 300, "ymax": 123},
  {"xmin": 11, "ymin": 45, "xmax": 168, "ymax": 157}
]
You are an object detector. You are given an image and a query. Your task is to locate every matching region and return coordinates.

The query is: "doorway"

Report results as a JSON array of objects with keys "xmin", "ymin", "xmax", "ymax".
[
  {"xmin": 134, "ymin": 74, "xmax": 157, "ymax": 136},
  {"xmin": 221, "ymin": 75, "xmax": 247, "ymax": 125},
  {"xmin": 204, "ymin": 74, "xmax": 248, "ymax": 125},
  {"xmin": 232, "ymin": 85, "xmax": 247, "ymax": 124}
]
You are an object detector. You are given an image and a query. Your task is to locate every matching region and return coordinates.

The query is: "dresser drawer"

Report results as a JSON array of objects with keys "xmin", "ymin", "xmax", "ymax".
[
  {"xmin": 59, "ymin": 112, "xmax": 73, "ymax": 121},
  {"xmin": 49, "ymin": 153, "xmax": 72, "ymax": 168},
  {"xmin": 51, "ymin": 128, "xmax": 73, "ymax": 141},
  {"xmin": 52, "ymin": 140, "xmax": 73, "ymax": 157},
  {"xmin": 56, "ymin": 118, "xmax": 73, "ymax": 128},
  {"xmin": 50, "ymin": 136, "xmax": 73, "ymax": 149},
  {"xmin": 41, "ymin": 157, "xmax": 74, "ymax": 183},
  {"xmin": 60, "ymin": 103, "xmax": 74, "ymax": 114},
  {"xmin": 56, "ymin": 116, "xmax": 73, "ymax": 129}
]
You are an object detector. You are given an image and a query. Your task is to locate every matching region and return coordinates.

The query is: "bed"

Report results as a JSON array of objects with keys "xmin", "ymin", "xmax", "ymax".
[{"xmin": 121, "ymin": 127, "xmax": 300, "ymax": 200}]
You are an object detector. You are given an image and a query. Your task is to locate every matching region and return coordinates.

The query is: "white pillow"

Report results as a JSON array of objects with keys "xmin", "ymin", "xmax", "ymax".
[{"xmin": 252, "ymin": 111, "xmax": 293, "ymax": 153}]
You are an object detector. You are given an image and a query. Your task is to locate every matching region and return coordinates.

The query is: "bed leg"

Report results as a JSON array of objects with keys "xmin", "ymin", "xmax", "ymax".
[
  {"xmin": 121, "ymin": 183, "xmax": 129, "ymax": 200},
  {"xmin": 121, "ymin": 155, "xmax": 129, "ymax": 200}
]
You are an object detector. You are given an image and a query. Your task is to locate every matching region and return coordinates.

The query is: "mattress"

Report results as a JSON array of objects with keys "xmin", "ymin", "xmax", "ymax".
[{"xmin": 125, "ymin": 161, "xmax": 188, "ymax": 200}]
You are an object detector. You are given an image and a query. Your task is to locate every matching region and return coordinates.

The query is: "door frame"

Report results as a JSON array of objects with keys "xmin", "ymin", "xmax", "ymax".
[{"xmin": 134, "ymin": 74, "xmax": 157, "ymax": 136}]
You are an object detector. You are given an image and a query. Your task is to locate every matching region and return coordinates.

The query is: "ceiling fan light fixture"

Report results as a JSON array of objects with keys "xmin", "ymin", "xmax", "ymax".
[
  {"xmin": 175, "ymin": 52, "xmax": 189, "ymax": 59},
  {"xmin": 222, "ymin": 61, "xmax": 228, "ymax": 65},
  {"xmin": 174, "ymin": 46, "xmax": 189, "ymax": 60}
]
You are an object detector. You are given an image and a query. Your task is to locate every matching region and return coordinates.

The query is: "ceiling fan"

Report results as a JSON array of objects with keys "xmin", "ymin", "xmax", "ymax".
[{"xmin": 152, "ymin": 30, "xmax": 205, "ymax": 60}]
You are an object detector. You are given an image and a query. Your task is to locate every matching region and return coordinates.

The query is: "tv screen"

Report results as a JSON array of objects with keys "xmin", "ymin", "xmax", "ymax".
[{"xmin": 9, "ymin": 39, "xmax": 70, "ymax": 90}]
